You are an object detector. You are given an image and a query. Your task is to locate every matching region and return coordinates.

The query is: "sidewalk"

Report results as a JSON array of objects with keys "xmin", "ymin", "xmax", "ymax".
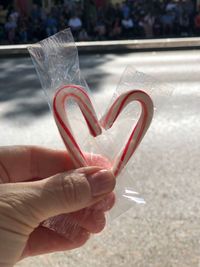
[{"xmin": 0, "ymin": 37, "xmax": 200, "ymax": 57}]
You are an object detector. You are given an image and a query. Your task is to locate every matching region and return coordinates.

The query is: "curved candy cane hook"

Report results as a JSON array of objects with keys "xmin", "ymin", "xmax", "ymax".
[
  {"xmin": 53, "ymin": 84, "xmax": 102, "ymax": 167},
  {"xmin": 100, "ymin": 90, "xmax": 154, "ymax": 176}
]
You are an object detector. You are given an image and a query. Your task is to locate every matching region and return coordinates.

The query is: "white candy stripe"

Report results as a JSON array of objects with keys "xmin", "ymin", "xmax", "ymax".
[
  {"xmin": 101, "ymin": 90, "xmax": 154, "ymax": 177},
  {"xmin": 53, "ymin": 85, "xmax": 102, "ymax": 167}
]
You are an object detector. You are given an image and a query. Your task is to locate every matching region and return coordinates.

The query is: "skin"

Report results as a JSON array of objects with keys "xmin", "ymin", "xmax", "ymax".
[{"xmin": 0, "ymin": 146, "xmax": 115, "ymax": 266}]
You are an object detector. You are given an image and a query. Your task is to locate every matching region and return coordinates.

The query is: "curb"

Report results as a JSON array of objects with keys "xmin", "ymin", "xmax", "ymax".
[{"xmin": 0, "ymin": 37, "xmax": 200, "ymax": 57}]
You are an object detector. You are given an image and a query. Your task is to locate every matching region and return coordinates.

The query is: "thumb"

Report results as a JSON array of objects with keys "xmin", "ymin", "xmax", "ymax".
[{"xmin": 0, "ymin": 167, "xmax": 115, "ymax": 230}]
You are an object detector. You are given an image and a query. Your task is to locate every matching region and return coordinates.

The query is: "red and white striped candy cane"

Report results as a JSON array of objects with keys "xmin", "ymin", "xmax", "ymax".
[
  {"xmin": 101, "ymin": 90, "xmax": 154, "ymax": 177},
  {"xmin": 53, "ymin": 84, "xmax": 102, "ymax": 167},
  {"xmin": 53, "ymin": 86, "xmax": 153, "ymax": 177}
]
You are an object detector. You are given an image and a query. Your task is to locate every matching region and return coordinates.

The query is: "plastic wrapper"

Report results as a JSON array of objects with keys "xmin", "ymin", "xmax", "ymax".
[{"xmin": 28, "ymin": 29, "xmax": 173, "ymax": 240}]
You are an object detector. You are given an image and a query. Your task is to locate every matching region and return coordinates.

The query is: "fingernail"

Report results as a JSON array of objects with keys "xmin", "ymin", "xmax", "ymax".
[{"xmin": 87, "ymin": 170, "xmax": 115, "ymax": 197}]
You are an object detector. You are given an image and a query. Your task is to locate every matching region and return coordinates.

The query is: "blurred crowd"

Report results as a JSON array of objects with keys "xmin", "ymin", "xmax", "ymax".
[{"xmin": 0, "ymin": 0, "xmax": 200, "ymax": 44}]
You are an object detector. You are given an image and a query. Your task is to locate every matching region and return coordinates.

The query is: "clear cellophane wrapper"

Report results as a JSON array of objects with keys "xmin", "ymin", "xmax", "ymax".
[{"xmin": 28, "ymin": 29, "xmax": 173, "ymax": 240}]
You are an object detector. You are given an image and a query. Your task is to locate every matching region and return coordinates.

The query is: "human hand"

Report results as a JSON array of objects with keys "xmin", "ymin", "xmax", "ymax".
[{"xmin": 0, "ymin": 146, "xmax": 115, "ymax": 267}]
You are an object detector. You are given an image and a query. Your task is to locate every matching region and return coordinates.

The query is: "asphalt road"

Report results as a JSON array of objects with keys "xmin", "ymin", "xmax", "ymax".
[{"xmin": 0, "ymin": 49, "xmax": 200, "ymax": 267}]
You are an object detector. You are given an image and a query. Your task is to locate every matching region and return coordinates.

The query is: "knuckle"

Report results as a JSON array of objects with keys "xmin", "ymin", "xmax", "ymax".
[
  {"xmin": 61, "ymin": 174, "xmax": 78, "ymax": 205},
  {"xmin": 60, "ymin": 173, "xmax": 90, "ymax": 208}
]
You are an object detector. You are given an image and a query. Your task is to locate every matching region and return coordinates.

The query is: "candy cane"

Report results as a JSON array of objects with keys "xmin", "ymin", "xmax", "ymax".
[
  {"xmin": 53, "ymin": 84, "xmax": 102, "ymax": 167},
  {"xmin": 53, "ymin": 85, "xmax": 154, "ymax": 177},
  {"xmin": 100, "ymin": 90, "xmax": 154, "ymax": 177}
]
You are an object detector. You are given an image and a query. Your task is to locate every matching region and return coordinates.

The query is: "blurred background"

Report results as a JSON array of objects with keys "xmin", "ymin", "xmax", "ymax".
[{"xmin": 0, "ymin": 0, "xmax": 200, "ymax": 44}]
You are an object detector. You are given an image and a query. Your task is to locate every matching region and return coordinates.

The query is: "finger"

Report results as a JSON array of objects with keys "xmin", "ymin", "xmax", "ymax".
[
  {"xmin": 42, "ymin": 193, "xmax": 116, "ymax": 235},
  {"xmin": 0, "ymin": 146, "xmax": 111, "ymax": 183},
  {"xmin": 42, "ymin": 193, "xmax": 115, "ymax": 235},
  {"xmin": 21, "ymin": 225, "xmax": 90, "ymax": 259},
  {"xmin": 0, "ymin": 167, "xmax": 115, "ymax": 230},
  {"xmin": 61, "ymin": 209, "xmax": 106, "ymax": 234},
  {"xmin": 91, "ymin": 192, "xmax": 116, "ymax": 212},
  {"xmin": 85, "ymin": 153, "xmax": 112, "ymax": 169},
  {"xmin": 71, "ymin": 209, "xmax": 106, "ymax": 233},
  {"xmin": 43, "ymin": 209, "xmax": 106, "ymax": 235},
  {"xmin": 0, "ymin": 146, "xmax": 71, "ymax": 183}
]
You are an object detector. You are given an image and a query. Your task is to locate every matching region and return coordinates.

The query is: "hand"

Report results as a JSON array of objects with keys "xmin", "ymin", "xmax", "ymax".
[{"xmin": 0, "ymin": 146, "xmax": 115, "ymax": 267}]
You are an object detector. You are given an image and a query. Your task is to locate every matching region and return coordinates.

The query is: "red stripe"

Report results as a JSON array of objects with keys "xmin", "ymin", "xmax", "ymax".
[
  {"xmin": 62, "ymin": 93, "xmax": 98, "ymax": 137},
  {"xmin": 104, "ymin": 90, "xmax": 148, "ymax": 127},
  {"xmin": 55, "ymin": 85, "xmax": 99, "ymax": 136},
  {"xmin": 53, "ymin": 85, "xmax": 100, "ymax": 166},
  {"xmin": 53, "ymin": 98, "xmax": 85, "ymax": 166},
  {"xmin": 58, "ymin": 84, "xmax": 93, "ymax": 105},
  {"xmin": 101, "ymin": 90, "xmax": 150, "ymax": 176},
  {"xmin": 114, "ymin": 101, "xmax": 148, "ymax": 176}
]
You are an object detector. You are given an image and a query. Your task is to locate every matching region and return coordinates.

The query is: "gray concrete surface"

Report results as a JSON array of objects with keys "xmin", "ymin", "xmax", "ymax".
[{"xmin": 0, "ymin": 50, "xmax": 200, "ymax": 267}]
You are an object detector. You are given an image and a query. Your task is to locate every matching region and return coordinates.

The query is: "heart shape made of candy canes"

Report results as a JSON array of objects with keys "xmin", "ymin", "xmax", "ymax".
[{"xmin": 53, "ymin": 84, "xmax": 154, "ymax": 177}]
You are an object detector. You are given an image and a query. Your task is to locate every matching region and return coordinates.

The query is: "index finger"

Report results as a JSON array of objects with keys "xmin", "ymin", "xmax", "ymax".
[{"xmin": 0, "ymin": 146, "xmax": 111, "ymax": 183}]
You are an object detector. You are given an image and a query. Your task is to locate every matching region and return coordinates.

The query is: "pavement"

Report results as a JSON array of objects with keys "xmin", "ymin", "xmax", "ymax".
[{"xmin": 0, "ymin": 49, "xmax": 200, "ymax": 267}]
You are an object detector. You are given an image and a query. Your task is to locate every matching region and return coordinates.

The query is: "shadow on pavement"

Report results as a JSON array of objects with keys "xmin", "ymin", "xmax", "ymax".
[{"xmin": 0, "ymin": 53, "xmax": 114, "ymax": 125}]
